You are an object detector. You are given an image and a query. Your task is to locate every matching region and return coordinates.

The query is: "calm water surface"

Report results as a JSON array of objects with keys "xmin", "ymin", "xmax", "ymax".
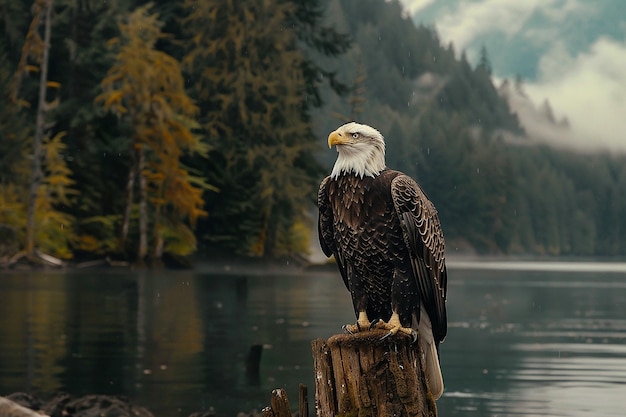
[{"xmin": 1, "ymin": 262, "xmax": 626, "ymax": 416}]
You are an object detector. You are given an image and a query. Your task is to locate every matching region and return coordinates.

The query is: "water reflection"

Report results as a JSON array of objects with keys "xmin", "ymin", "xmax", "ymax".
[
  {"xmin": 0, "ymin": 264, "xmax": 625, "ymax": 416},
  {"xmin": 441, "ymin": 267, "xmax": 626, "ymax": 417}
]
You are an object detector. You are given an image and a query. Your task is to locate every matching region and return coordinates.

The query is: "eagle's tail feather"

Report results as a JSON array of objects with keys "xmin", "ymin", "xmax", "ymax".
[
  {"xmin": 421, "ymin": 335, "xmax": 444, "ymax": 399},
  {"xmin": 417, "ymin": 306, "xmax": 444, "ymax": 400}
]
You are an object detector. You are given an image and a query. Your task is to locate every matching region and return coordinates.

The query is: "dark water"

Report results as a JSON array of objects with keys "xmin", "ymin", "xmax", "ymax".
[{"xmin": 1, "ymin": 262, "xmax": 626, "ymax": 416}]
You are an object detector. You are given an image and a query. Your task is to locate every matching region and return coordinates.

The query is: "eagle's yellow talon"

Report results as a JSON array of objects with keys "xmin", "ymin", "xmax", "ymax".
[
  {"xmin": 344, "ymin": 311, "xmax": 373, "ymax": 334},
  {"xmin": 373, "ymin": 312, "xmax": 415, "ymax": 340}
]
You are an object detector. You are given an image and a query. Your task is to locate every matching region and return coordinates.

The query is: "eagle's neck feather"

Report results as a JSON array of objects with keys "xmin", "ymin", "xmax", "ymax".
[{"xmin": 330, "ymin": 144, "xmax": 386, "ymax": 179}]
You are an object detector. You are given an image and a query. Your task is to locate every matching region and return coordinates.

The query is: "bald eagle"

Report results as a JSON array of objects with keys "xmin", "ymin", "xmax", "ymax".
[{"xmin": 317, "ymin": 122, "xmax": 447, "ymax": 399}]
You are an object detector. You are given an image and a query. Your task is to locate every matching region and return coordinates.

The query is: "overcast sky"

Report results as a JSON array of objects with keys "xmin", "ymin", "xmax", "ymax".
[{"xmin": 399, "ymin": 0, "xmax": 626, "ymax": 152}]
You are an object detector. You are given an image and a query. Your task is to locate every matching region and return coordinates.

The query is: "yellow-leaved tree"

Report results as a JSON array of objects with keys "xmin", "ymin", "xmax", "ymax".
[
  {"xmin": 1, "ymin": 0, "xmax": 77, "ymax": 263},
  {"xmin": 97, "ymin": 4, "xmax": 214, "ymax": 265}
]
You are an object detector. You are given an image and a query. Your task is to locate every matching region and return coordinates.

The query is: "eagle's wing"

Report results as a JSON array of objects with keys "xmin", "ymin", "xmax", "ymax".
[
  {"xmin": 318, "ymin": 176, "xmax": 350, "ymax": 289},
  {"xmin": 391, "ymin": 174, "xmax": 447, "ymax": 342}
]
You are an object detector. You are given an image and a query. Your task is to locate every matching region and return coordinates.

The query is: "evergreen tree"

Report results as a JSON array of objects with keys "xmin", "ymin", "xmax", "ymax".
[
  {"xmin": 0, "ymin": 47, "xmax": 29, "ymax": 185},
  {"xmin": 477, "ymin": 45, "xmax": 492, "ymax": 76},
  {"xmin": 0, "ymin": 47, "xmax": 30, "ymax": 257},
  {"xmin": 182, "ymin": 0, "xmax": 345, "ymax": 257},
  {"xmin": 48, "ymin": 0, "xmax": 136, "ymax": 259}
]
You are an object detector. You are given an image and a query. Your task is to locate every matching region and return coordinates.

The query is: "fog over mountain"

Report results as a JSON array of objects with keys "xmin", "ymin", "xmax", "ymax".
[{"xmin": 400, "ymin": 0, "xmax": 626, "ymax": 152}]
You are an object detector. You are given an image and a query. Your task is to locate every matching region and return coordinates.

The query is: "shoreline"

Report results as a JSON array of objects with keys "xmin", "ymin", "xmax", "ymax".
[{"xmin": 2, "ymin": 250, "xmax": 626, "ymax": 274}]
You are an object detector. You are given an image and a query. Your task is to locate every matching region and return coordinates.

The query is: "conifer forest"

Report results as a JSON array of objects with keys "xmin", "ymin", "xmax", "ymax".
[{"xmin": 1, "ymin": 0, "xmax": 625, "ymax": 265}]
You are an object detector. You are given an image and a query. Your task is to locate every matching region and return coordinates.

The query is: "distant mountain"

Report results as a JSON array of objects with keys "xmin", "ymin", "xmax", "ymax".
[
  {"xmin": 316, "ymin": 0, "xmax": 522, "ymax": 141},
  {"xmin": 400, "ymin": 0, "xmax": 626, "ymax": 153}
]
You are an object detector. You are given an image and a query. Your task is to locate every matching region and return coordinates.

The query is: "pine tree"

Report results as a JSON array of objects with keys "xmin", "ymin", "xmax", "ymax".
[
  {"xmin": 0, "ymin": 46, "xmax": 30, "ymax": 256},
  {"xmin": 0, "ymin": 47, "xmax": 29, "ymax": 185},
  {"xmin": 477, "ymin": 45, "xmax": 492, "ymax": 76},
  {"xmin": 181, "ymin": 0, "xmax": 331, "ymax": 257}
]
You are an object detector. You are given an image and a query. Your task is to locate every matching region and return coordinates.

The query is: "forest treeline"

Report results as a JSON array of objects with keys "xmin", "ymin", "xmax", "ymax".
[{"xmin": 1, "ymin": 0, "xmax": 625, "ymax": 265}]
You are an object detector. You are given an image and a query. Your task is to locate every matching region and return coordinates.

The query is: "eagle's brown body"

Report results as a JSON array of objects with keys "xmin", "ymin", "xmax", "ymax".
[{"xmin": 318, "ymin": 169, "xmax": 447, "ymax": 346}]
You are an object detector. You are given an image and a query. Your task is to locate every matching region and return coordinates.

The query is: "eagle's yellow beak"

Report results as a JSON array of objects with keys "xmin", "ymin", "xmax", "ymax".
[{"xmin": 328, "ymin": 130, "xmax": 348, "ymax": 148}]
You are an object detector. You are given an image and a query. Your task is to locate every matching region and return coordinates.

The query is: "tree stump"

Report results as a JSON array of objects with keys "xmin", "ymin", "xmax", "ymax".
[
  {"xmin": 312, "ymin": 331, "xmax": 437, "ymax": 417},
  {"xmin": 261, "ymin": 389, "xmax": 292, "ymax": 417}
]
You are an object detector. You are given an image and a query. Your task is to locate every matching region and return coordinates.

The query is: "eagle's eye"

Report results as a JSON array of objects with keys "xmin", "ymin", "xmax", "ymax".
[{"xmin": 352, "ymin": 133, "xmax": 359, "ymax": 139}]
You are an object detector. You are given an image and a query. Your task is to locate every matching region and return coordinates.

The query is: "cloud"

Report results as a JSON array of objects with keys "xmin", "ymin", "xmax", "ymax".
[
  {"xmin": 400, "ymin": 0, "xmax": 436, "ymax": 15},
  {"xmin": 524, "ymin": 37, "xmax": 626, "ymax": 152},
  {"xmin": 435, "ymin": 0, "xmax": 551, "ymax": 51},
  {"xmin": 431, "ymin": 0, "xmax": 592, "ymax": 51},
  {"xmin": 499, "ymin": 81, "xmax": 583, "ymax": 152}
]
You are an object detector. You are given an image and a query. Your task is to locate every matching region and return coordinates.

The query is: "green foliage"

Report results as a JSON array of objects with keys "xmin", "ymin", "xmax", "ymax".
[
  {"xmin": 0, "ymin": 38, "xmax": 29, "ymax": 258},
  {"xmin": 1, "ymin": 0, "xmax": 626, "ymax": 261},
  {"xmin": 0, "ymin": 47, "xmax": 30, "ymax": 184},
  {"xmin": 162, "ymin": 220, "xmax": 197, "ymax": 256},
  {"xmin": 0, "ymin": 185, "xmax": 26, "ymax": 257},
  {"xmin": 73, "ymin": 215, "xmax": 122, "ymax": 255},
  {"xmin": 181, "ymin": 0, "xmax": 334, "ymax": 257}
]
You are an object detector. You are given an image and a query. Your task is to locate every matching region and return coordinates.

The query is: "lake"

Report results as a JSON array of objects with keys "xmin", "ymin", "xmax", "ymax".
[{"xmin": 1, "ymin": 261, "xmax": 626, "ymax": 416}]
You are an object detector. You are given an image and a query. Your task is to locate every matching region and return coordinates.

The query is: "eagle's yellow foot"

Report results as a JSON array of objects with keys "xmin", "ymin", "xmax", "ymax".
[
  {"xmin": 342, "ymin": 311, "xmax": 372, "ymax": 334},
  {"xmin": 373, "ymin": 313, "xmax": 418, "ymax": 343}
]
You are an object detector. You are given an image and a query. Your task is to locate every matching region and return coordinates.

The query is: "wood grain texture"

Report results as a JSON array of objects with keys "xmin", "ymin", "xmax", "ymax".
[{"xmin": 312, "ymin": 332, "xmax": 438, "ymax": 417}]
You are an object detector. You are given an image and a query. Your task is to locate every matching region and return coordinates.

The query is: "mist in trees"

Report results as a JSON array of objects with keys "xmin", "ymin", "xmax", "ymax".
[{"xmin": 1, "ymin": 0, "xmax": 625, "ymax": 266}]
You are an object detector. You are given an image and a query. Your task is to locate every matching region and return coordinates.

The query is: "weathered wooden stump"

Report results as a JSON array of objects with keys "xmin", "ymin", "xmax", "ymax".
[
  {"xmin": 261, "ymin": 388, "xmax": 292, "ymax": 417},
  {"xmin": 312, "ymin": 331, "xmax": 437, "ymax": 417}
]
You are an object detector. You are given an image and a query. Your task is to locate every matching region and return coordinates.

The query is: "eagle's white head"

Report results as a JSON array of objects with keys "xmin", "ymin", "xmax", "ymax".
[{"xmin": 328, "ymin": 122, "xmax": 386, "ymax": 179}]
